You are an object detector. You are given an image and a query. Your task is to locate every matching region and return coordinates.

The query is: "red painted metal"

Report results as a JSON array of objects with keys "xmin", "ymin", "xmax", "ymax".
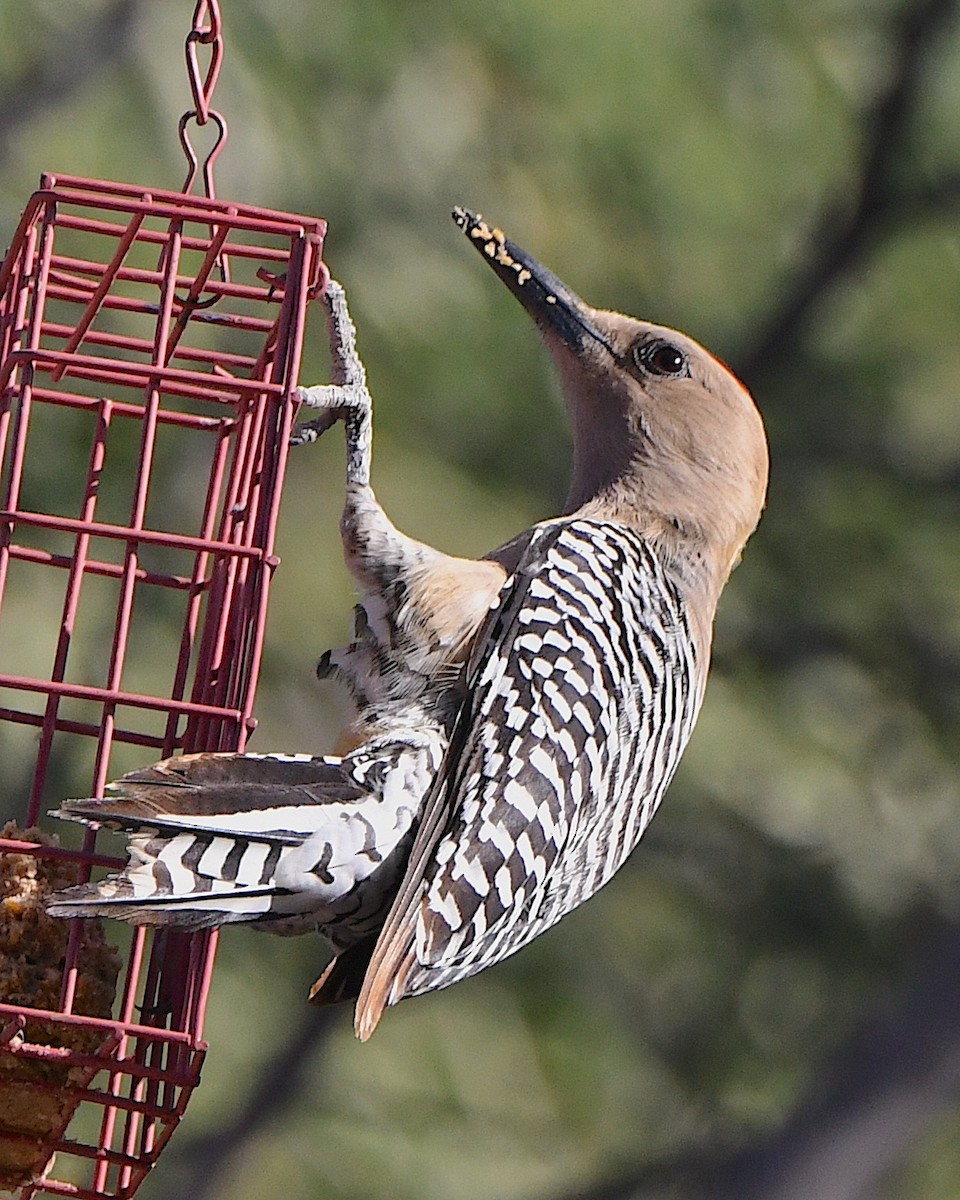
[
  {"xmin": 179, "ymin": 2, "xmax": 228, "ymax": 202},
  {"xmin": 0, "ymin": 173, "xmax": 326, "ymax": 1198}
]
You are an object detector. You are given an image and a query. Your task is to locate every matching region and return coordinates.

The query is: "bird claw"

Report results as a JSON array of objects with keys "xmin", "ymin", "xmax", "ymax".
[{"xmin": 289, "ymin": 401, "xmax": 338, "ymax": 448}]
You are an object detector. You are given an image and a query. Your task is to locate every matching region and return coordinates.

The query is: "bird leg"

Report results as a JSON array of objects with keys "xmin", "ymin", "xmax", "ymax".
[
  {"xmin": 291, "ymin": 278, "xmax": 409, "ymax": 596},
  {"xmin": 292, "ymin": 278, "xmax": 448, "ymax": 610},
  {"xmin": 291, "ymin": 280, "xmax": 449, "ymax": 726},
  {"xmin": 292, "ymin": 280, "xmax": 506, "ymax": 748},
  {"xmin": 291, "ymin": 279, "xmax": 372, "ymax": 489}
]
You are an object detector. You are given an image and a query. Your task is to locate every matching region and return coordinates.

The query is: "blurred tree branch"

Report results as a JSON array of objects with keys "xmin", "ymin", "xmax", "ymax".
[
  {"xmin": 537, "ymin": 920, "xmax": 960, "ymax": 1200},
  {"xmin": 0, "ymin": 0, "xmax": 144, "ymax": 162},
  {"xmin": 739, "ymin": 0, "xmax": 960, "ymax": 380},
  {"xmin": 151, "ymin": 1005, "xmax": 340, "ymax": 1200}
]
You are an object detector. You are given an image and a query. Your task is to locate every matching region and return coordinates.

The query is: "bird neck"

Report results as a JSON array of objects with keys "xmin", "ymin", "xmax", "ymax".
[
  {"xmin": 564, "ymin": 393, "xmax": 635, "ymax": 516},
  {"xmin": 569, "ymin": 481, "xmax": 731, "ymax": 664}
]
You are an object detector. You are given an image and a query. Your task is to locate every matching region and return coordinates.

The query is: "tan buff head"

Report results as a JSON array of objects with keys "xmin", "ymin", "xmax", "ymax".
[{"xmin": 453, "ymin": 208, "xmax": 769, "ymax": 611}]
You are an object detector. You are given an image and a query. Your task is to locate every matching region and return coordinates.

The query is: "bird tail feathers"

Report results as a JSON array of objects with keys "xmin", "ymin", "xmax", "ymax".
[{"xmin": 45, "ymin": 751, "xmax": 361, "ymax": 928}]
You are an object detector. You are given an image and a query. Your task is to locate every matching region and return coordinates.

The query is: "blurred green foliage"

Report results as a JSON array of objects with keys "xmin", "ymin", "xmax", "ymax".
[{"xmin": 1, "ymin": 1, "xmax": 959, "ymax": 1198}]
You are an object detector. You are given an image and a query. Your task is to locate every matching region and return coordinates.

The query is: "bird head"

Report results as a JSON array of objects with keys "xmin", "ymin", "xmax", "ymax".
[{"xmin": 454, "ymin": 207, "xmax": 768, "ymax": 606}]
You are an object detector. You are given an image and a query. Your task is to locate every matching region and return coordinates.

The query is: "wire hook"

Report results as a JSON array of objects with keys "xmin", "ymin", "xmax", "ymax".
[{"xmin": 178, "ymin": 109, "xmax": 228, "ymax": 200}]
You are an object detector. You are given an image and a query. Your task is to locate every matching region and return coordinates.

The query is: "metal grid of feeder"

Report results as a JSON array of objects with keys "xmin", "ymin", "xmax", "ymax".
[{"xmin": 0, "ymin": 173, "xmax": 326, "ymax": 1198}]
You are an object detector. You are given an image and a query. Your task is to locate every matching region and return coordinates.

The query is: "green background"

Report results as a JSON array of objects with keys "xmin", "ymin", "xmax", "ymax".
[{"xmin": 1, "ymin": 2, "xmax": 959, "ymax": 1198}]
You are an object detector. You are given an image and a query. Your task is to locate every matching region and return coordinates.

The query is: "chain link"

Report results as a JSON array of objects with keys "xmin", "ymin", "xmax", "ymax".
[
  {"xmin": 174, "ymin": 0, "xmax": 231, "ymax": 300},
  {"xmin": 179, "ymin": 0, "xmax": 228, "ymax": 199}
]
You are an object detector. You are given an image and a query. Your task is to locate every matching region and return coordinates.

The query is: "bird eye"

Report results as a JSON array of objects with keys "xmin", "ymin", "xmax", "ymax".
[{"xmin": 633, "ymin": 340, "xmax": 688, "ymax": 377}]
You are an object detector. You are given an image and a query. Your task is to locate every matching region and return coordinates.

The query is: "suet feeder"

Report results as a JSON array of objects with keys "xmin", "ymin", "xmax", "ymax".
[{"xmin": 0, "ymin": 4, "xmax": 327, "ymax": 1195}]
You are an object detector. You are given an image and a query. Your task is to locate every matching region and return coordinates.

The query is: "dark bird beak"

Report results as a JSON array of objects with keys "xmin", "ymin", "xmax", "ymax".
[{"xmin": 453, "ymin": 206, "xmax": 610, "ymax": 356}]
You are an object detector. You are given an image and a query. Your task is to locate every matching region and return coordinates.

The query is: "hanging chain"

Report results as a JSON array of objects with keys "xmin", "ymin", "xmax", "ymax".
[
  {"xmin": 179, "ymin": 0, "xmax": 228, "ymax": 198},
  {"xmin": 173, "ymin": 0, "xmax": 231, "ymax": 301}
]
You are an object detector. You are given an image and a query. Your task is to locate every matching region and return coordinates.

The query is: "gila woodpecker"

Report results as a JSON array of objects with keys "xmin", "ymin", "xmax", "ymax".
[{"xmin": 47, "ymin": 209, "xmax": 768, "ymax": 1040}]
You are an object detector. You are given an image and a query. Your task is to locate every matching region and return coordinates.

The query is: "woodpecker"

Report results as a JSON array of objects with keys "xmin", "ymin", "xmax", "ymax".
[{"xmin": 47, "ymin": 209, "xmax": 768, "ymax": 1039}]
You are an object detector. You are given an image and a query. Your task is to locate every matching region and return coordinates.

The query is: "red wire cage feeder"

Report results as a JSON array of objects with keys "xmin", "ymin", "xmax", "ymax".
[{"xmin": 0, "ymin": 173, "xmax": 326, "ymax": 1197}]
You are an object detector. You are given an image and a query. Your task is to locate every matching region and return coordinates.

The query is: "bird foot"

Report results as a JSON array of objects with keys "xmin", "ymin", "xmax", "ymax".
[
  {"xmin": 290, "ymin": 384, "xmax": 369, "ymax": 446},
  {"xmin": 291, "ymin": 280, "xmax": 373, "ymax": 449}
]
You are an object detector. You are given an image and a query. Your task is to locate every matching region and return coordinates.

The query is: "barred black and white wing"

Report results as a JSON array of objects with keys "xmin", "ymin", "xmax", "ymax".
[
  {"xmin": 357, "ymin": 519, "xmax": 705, "ymax": 1031},
  {"xmin": 48, "ymin": 735, "xmax": 444, "ymax": 944}
]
